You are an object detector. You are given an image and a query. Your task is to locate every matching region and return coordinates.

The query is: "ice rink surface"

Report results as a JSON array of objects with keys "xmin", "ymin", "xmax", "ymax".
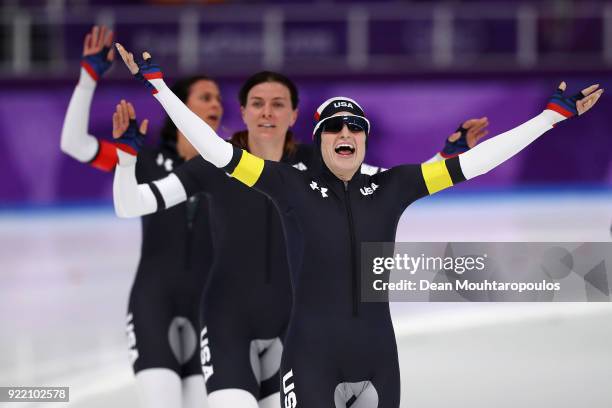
[{"xmin": 1, "ymin": 191, "xmax": 611, "ymax": 408}]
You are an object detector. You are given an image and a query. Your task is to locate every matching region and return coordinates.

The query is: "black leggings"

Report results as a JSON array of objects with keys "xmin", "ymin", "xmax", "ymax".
[
  {"xmin": 200, "ymin": 282, "xmax": 291, "ymax": 400},
  {"xmin": 127, "ymin": 282, "xmax": 202, "ymax": 378},
  {"xmin": 280, "ymin": 315, "xmax": 401, "ymax": 408}
]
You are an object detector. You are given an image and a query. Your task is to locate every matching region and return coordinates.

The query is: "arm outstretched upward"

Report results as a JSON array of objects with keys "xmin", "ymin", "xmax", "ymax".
[
  {"xmin": 459, "ymin": 81, "xmax": 602, "ymax": 180},
  {"xmin": 60, "ymin": 26, "xmax": 116, "ymax": 169}
]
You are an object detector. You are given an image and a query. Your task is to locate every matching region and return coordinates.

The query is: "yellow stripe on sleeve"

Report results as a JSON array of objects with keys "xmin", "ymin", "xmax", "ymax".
[
  {"xmin": 421, "ymin": 160, "xmax": 453, "ymax": 195},
  {"xmin": 231, "ymin": 151, "xmax": 265, "ymax": 187}
]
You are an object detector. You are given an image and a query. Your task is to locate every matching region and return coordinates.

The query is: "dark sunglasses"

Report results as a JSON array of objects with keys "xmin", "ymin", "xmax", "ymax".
[{"xmin": 321, "ymin": 115, "xmax": 370, "ymax": 135}]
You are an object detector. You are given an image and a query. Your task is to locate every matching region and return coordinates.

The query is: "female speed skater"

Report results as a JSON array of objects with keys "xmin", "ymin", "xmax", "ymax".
[
  {"xmin": 60, "ymin": 26, "xmax": 223, "ymax": 408},
  {"xmin": 116, "ymin": 69, "xmax": 312, "ymax": 408},
  {"xmin": 112, "ymin": 45, "xmax": 489, "ymax": 408},
  {"xmin": 113, "ymin": 46, "xmax": 602, "ymax": 407}
]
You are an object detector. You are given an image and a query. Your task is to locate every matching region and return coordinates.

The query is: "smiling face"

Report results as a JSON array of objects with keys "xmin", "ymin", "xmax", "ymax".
[
  {"xmin": 320, "ymin": 112, "xmax": 367, "ymax": 181},
  {"xmin": 177, "ymin": 79, "xmax": 223, "ymax": 160},
  {"xmin": 240, "ymin": 81, "xmax": 297, "ymax": 145}
]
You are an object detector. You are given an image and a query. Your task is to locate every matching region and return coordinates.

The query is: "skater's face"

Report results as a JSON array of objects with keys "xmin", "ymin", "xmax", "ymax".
[
  {"xmin": 320, "ymin": 112, "xmax": 367, "ymax": 181},
  {"xmin": 241, "ymin": 81, "xmax": 298, "ymax": 144},
  {"xmin": 177, "ymin": 79, "xmax": 223, "ymax": 160},
  {"xmin": 186, "ymin": 79, "xmax": 223, "ymax": 131}
]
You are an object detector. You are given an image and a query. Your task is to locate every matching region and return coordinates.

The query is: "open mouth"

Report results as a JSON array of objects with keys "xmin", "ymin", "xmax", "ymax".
[
  {"xmin": 258, "ymin": 123, "xmax": 276, "ymax": 128},
  {"xmin": 207, "ymin": 115, "xmax": 219, "ymax": 122},
  {"xmin": 334, "ymin": 143, "xmax": 355, "ymax": 156}
]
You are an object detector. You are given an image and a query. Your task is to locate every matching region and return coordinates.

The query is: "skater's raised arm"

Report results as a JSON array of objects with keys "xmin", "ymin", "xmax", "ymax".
[
  {"xmin": 402, "ymin": 82, "xmax": 604, "ymax": 198},
  {"xmin": 458, "ymin": 82, "xmax": 602, "ymax": 180},
  {"xmin": 403, "ymin": 82, "xmax": 603, "ymax": 199},
  {"xmin": 109, "ymin": 100, "xmax": 164, "ymax": 218},
  {"xmin": 112, "ymin": 97, "xmax": 230, "ymax": 218},
  {"xmin": 115, "ymin": 45, "xmax": 284, "ymax": 197},
  {"xmin": 60, "ymin": 26, "xmax": 117, "ymax": 169},
  {"xmin": 115, "ymin": 45, "xmax": 233, "ymax": 168}
]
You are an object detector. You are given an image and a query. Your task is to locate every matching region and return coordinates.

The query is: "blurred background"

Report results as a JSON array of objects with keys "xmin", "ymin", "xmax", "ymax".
[{"xmin": 1, "ymin": 0, "xmax": 611, "ymax": 407}]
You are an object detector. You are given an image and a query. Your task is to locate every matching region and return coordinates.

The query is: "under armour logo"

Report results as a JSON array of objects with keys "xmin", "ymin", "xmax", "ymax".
[
  {"xmin": 360, "ymin": 182, "xmax": 379, "ymax": 196},
  {"xmin": 293, "ymin": 162, "xmax": 308, "ymax": 171},
  {"xmin": 156, "ymin": 153, "xmax": 174, "ymax": 171},
  {"xmin": 310, "ymin": 181, "xmax": 328, "ymax": 198}
]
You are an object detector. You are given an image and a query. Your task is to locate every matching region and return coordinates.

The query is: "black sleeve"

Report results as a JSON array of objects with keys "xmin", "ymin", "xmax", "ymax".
[
  {"xmin": 382, "ymin": 156, "xmax": 466, "ymax": 206},
  {"xmin": 173, "ymin": 156, "xmax": 223, "ymax": 197},
  {"xmin": 221, "ymin": 144, "xmax": 290, "ymax": 201},
  {"xmin": 134, "ymin": 149, "xmax": 156, "ymax": 184}
]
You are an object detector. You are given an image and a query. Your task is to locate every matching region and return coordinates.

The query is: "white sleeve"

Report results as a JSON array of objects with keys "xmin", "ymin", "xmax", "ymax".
[
  {"xmin": 150, "ymin": 79, "xmax": 233, "ymax": 168},
  {"xmin": 458, "ymin": 111, "xmax": 560, "ymax": 180},
  {"xmin": 60, "ymin": 69, "xmax": 100, "ymax": 162},
  {"xmin": 151, "ymin": 175, "xmax": 188, "ymax": 209},
  {"xmin": 113, "ymin": 150, "xmax": 187, "ymax": 218}
]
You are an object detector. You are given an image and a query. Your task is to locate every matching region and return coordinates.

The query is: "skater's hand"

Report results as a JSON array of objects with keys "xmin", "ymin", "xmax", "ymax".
[
  {"xmin": 544, "ymin": 81, "xmax": 603, "ymax": 125},
  {"xmin": 81, "ymin": 25, "xmax": 114, "ymax": 81},
  {"xmin": 112, "ymin": 99, "xmax": 148, "ymax": 155},
  {"xmin": 115, "ymin": 44, "xmax": 165, "ymax": 94},
  {"xmin": 441, "ymin": 117, "xmax": 489, "ymax": 158}
]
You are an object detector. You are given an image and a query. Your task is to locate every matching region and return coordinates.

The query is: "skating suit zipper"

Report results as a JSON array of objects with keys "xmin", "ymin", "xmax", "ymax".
[
  {"xmin": 264, "ymin": 197, "xmax": 272, "ymax": 284},
  {"xmin": 185, "ymin": 194, "xmax": 201, "ymax": 271},
  {"xmin": 344, "ymin": 183, "xmax": 359, "ymax": 317}
]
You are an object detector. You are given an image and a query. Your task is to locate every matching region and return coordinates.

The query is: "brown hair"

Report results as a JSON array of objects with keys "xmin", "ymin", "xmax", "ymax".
[
  {"xmin": 229, "ymin": 71, "xmax": 299, "ymax": 158},
  {"xmin": 229, "ymin": 130, "xmax": 297, "ymax": 157}
]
